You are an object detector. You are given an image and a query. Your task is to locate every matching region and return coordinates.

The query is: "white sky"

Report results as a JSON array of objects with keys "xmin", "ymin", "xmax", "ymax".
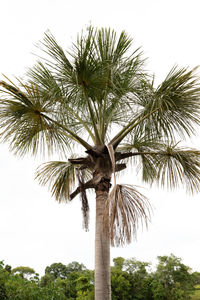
[{"xmin": 1, "ymin": 0, "xmax": 200, "ymax": 276}]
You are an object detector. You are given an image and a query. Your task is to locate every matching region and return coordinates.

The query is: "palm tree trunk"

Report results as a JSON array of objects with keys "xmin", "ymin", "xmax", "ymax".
[{"xmin": 95, "ymin": 187, "xmax": 111, "ymax": 300}]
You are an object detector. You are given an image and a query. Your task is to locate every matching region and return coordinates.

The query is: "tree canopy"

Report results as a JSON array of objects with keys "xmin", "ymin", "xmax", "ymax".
[{"xmin": 0, "ymin": 255, "xmax": 200, "ymax": 300}]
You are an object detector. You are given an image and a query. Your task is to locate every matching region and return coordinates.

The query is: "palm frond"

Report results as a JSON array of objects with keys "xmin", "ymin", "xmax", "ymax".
[
  {"xmin": 110, "ymin": 67, "xmax": 200, "ymax": 148},
  {"xmin": 105, "ymin": 184, "xmax": 151, "ymax": 247},
  {"xmin": 35, "ymin": 161, "xmax": 77, "ymax": 202},
  {"xmin": 118, "ymin": 130, "xmax": 162, "ymax": 154},
  {"xmin": 95, "ymin": 28, "xmax": 133, "ymax": 64},
  {"xmin": 123, "ymin": 143, "xmax": 200, "ymax": 193},
  {"xmin": 0, "ymin": 83, "xmax": 71, "ymax": 156},
  {"xmin": 27, "ymin": 62, "xmax": 96, "ymax": 143},
  {"xmin": 117, "ymin": 136, "xmax": 200, "ymax": 194},
  {"xmin": 153, "ymin": 146, "xmax": 200, "ymax": 193},
  {"xmin": 27, "ymin": 27, "xmax": 148, "ymax": 145},
  {"xmin": 0, "ymin": 79, "xmax": 94, "ymax": 154},
  {"xmin": 145, "ymin": 66, "xmax": 200, "ymax": 139},
  {"xmin": 37, "ymin": 31, "xmax": 73, "ymax": 77},
  {"xmin": 117, "ymin": 133, "xmax": 163, "ymax": 181},
  {"xmin": 27, "ymin": 62, "xmax": 64, "ymax": 98},
  {"xmin": 76, "ymin": 168, "xmax": 89, "ymax": 231}
]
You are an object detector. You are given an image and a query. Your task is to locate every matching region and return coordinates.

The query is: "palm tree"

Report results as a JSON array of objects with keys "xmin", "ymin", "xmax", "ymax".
[{"xmin": 1, "ymin": 26, "xmax": 200, "ymax": 300}]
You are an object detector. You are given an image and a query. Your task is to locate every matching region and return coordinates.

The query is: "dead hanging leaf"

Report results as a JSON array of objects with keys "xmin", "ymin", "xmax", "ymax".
[
  {"xmin": 104, "ymin": 184, "xmax": 151, "ymax": 247},
  {"xmin": 76, "ymin": 169, "xmax": 89, "ymax": 231}
]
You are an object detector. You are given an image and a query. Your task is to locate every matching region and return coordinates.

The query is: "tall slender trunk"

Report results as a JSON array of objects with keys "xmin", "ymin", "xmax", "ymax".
[{"xmin": 95, "ymin": 187, "xmax": 111, "ymax": 300}]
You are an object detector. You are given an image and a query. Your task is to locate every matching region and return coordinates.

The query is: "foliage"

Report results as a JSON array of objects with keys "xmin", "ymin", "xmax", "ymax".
[
  {"xmin": 12, "ymin": 266, "xmax": 36, "ymax": 280},
  {"xmin": 190, "ymin": 285, "xmax": 200, "ymax": 300},
  {"xmin": 151, "ymin": 254, "xmax": 194, "ymax": 300},
  {"xmin": 44, "ymin": 262, "xmax": 69, "ymax": 280},
  {"xmin": 44, "ymin": 261, "xmax": 87, "ymax": 279},
  {"xmin": 0, "ymin": 255, "xmax": 198, "ymax": 299},
  {"xmin": 191, "ymin": 272, "xmax": 200, "ymax": 285}
]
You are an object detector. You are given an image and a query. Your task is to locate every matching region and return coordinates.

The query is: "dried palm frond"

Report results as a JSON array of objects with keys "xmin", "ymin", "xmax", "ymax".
[
  {"xmin": 105, "ymin": 184, "xmax": 151, "ymax": 247},
  {"xmin": 76, "ymin": 169, "xmax": 89, "ymax": 231}
]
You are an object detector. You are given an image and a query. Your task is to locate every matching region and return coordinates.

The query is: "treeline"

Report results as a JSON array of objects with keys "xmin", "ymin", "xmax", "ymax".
[{"xmin": 0, "ymin": 254, "xmax": 200, "ymax": 300}]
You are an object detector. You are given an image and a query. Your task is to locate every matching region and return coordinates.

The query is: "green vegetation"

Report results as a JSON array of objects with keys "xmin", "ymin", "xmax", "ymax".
[
  {"xmin": 190, "ymin": 285, "xmax": 200, "ymax": 300},
  {"xmin": 0, "ymin": 254, "xmax": 199, "ymax": 300}
]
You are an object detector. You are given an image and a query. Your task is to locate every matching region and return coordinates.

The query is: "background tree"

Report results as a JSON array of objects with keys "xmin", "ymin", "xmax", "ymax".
[
  {"xmin": 44, "ymin": 263, "xmax": 69, "ymax": 280},
  {"xmin": 42, "ymin": 261, "xmax": 93, "ymax": 299},
  {"xmin": 75, "ymin": 270, "xmax": 94, "ymax": 300},
  {"xmin": 44, "ymin": 261, "xmax": 86, "ymax": 280},
  {"xmin": 1, "ymin": 256, "xmax": 200, "ymax": 299},
  {"xmin": 0, "ymin": 261, "xmax": 8, "ymax": 300},
  {"xmin": 151, "ymin": 254, "xmax": 194, "ymax": 300},
  {"xmin": 1, "ymin": 26, "xmax": 200, "ymax": 299},
  {"xmin": 12, "ymin": 266, "xmax": 36, "ymax": 280},
  {"xmin": 191, "ymin": 271, "xmax": 200, "ymax": 286}
]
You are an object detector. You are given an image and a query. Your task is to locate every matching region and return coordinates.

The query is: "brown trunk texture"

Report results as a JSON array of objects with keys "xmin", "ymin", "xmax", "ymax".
[{"xmin": 95, "ymin": 187, "xmax": 111, "ymax": 300}]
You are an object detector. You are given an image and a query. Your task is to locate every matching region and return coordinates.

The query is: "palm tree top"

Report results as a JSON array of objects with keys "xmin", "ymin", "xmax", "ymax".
[
  {"xmin": 1, "ymin": 27, "xmax": 200, "ymax": 153},
  {"xmin": 1, "ymin": 27, "xmax": 200, "ymax": 242}
]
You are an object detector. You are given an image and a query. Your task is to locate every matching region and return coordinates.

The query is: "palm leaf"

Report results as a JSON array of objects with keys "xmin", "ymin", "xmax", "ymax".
[
  {"xmin": 0, "ymin": 79, "xmax": 94, "ymax": 154},
  {"xmin": 35, "ymin": 161, "xmax": 77, "ymax": 202},
  {"xmin": 117, "ymin": 133, "xmax": 163, "ymax": 183},
  {"xmin": 76, "ymin": 168, "xmax": 90, "ymax": 231},
  {"xmin": 37, "ymin": 30, "xmax": 73, "ymax": 78},
  {"xmin": 142, "ymin": 66, "xmax": 200, "ymax": 140},
  {"xmin": 0, "ymin": 85, "xmax": 71, "ymax": 156},
  {"xmin": 32, "ymin": 27, "xmax": 147, "ymax": 144},
  {"xmin": 153, "ymin": 146, "xmax": 200, "ymax": 193},
  {"xmin": 95, "ymin": 28, "xmax": 133, "ymax": 64},
  {"xmin": 105, "ymin": 184, "xmax": 151, "ymax": 247},
  {"xmin": 110, "ymin": 66, "xmax": 200, "ymax": 149},
  {"xmin": 117, "ymin": 135, "xmax": 200, "ymax": 194}
]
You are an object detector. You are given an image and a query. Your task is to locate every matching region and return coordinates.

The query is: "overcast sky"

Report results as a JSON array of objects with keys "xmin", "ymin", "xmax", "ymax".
[{"xmin": 1, "ymin": 0, "xmax": 200, "ymax": 276}]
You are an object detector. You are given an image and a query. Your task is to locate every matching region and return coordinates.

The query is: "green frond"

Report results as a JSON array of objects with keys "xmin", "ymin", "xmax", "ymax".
[
  {"xmin": 123, "ymin": 142, "xmax": 200, "ymax": 193},
  {"xmin": 153, "ymin": 146, "xmax": 200, "ymax": 194},
  {"xmin": 153, "ymin": 66, "xmax": 200, "ymax": 139},
  {"xmin": 0, "ymin": 78, "xmax": 95, "ymax": 154},
  {"xmin": 119, "ymin": 134, "xmax": 160, "ymax": 183},
  {"xmin": 35, "ymin": 161, "xmax": 77, "ymax": 202},
  {"xmin": 117, "ymin": 135, "xmax": 200, "ymax": 194},
  {"xmin": 38, "ymin": 31, "xmax": 73, "ymax": 76},
  {"xmin": 0, "ymin": 82, "xmax": 73, "ymax": 156},
  {"xmin": 110, "ymin": 67, "xmax": 200, "ymax": 148},
  {"xmin": 106, "ymin": 184, "xmax": 151, "ymax": 247},
  {"xmin": 120, "ymin": 134, "xmax": 160, "ymax": 183},
  {"xmin": 27, "ymin": 63, "xmax": 96, "ymax": 143},
  {"xmin": 118, "ymin": 131, "xmax": 162, "ymax": 153},
  {"xmin": 27, "ymin": 62, "xmax": 64, "ymax": 99},
  {"xmin": 95, "ymin": 28, "xmax": 133, "ymax": 64},
  {"xmin": 31, "ymin": 27, "xmax": 146, "ymax": 144},
  {"xmin": 116, "ymin": 131, "xmax": 162, "ymax": 173}
]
